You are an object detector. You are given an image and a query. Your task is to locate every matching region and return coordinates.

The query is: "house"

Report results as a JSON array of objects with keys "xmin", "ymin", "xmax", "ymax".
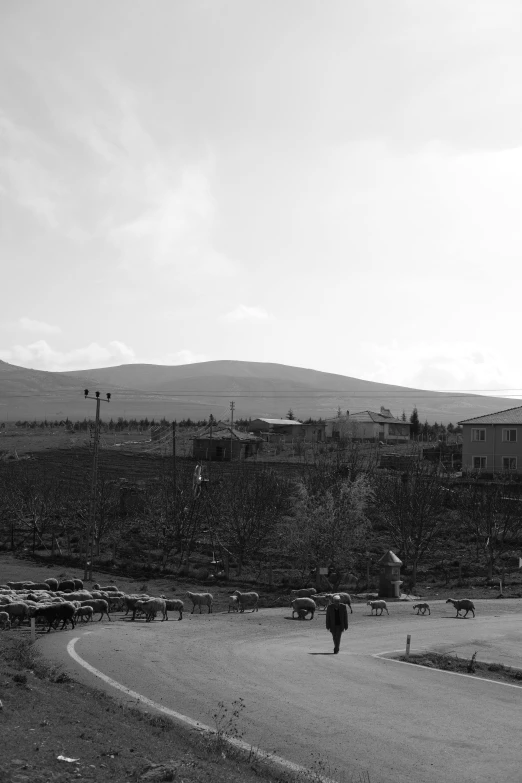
[
  {"xmin": 325, "ymin": 407, "xmax": 410, "ymax": 443},
  {"xmin": 192, "ymin": 424, "xmax": 262, "ymax": 461},
  {"xmin": 458, "ymin": 406, "xmax": 522, "ymax": 474},
  {"xmin": 249, "ymin": 418, "xmax": 325, "ymax": 443}
]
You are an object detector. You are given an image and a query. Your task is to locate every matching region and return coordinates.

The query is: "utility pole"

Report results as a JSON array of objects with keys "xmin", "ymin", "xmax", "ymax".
[
  {"xmin": 230, "ymin": 401, "xmax": 235, "ymax": 461},
  {"xmin": 208, "ymin": 414, "xmax": 213, "ymax": 481},
  {"xmin": 172, "ymin": 420, "xmax": 177, "ymax": 491},
  {"xmin": 83, "ymin": 389, "xmax": 111, "ymax": 581}
]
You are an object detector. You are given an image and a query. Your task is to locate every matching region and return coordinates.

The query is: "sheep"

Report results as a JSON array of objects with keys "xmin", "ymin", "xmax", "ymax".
[
  {"xmin": 31, "ymin": 582, "xmax": 53, "ymax": 591},
  {"xmin": 413, "ymin": 603, "xmax": 431, "ymax": 615},
  {"xmin": 35, "ymin": 602, "xmax": 76, "ymax": 633},
  {"xmin": 367, "ymin": 600, "xmax": 389, "ymax": 616},
  {"xmin": 44, "ymin": 578, "xmax": 59, "ymax": 591},
  {"xmin": 0, "ymin": 596, "xmax": 12, "ymax": 606},
  {"xmin": 0, "ymin": 611, "xmax": 11, "ymax": 630},
  {"xmin": 122, "ymin": 594, "xmax": 150, "ymax": 616},
  {"xmin": 58, "ymin": 580, "xmax": 75, "ymax": 592},
  {"xmin": 133, "ymin": 598, "xmax": 166, "ymax": 622},
  {"xmin": 232, "ymin": 590, "xmax": 259, "ymax": 613},
  {"xmin": 75, "ymin": 606, "xmax": 94, "ymax": 623},
  {"xmin": 313, "ymin": 594, "xmax": 333, "ymax": 611},
  {"xmin": 186, "ymin": 591, "xmax": 213, "ymax": 614},
  {"xmin": 290, "ymin": 588, "xmax": 317, "ymax": 599},
  {"xmin": 4, "ymin": 602, "xmax": 28, "ymax": 626},
  {"xmin": 73, "ymin": 579, "xmax": 84, "ymax": 590},
  {"xmin": 7, "ymin": 582, "xmax": 25, "ymax": 591},
  {"xmin": 337, "ymin": 593, "xmax": 353, "ymax": 613},
  {"xmin": 80, "ymin": 599, "xmax": 111, "ymax": 622},
  {"xmin": 446, "ymin": 598, "xmax": 475, "ymax": 618},
  {"xmin": 228, "ymin": 595, "xmax": 239, "ymax": 613},
  {"xmin": 107, "ymin": 595, "xmax": 124, "ymax": 612},
  {"xmin": 291, "ymin": 597, "xmax": 316, "ymax": 620},
  {"xmin": 161, "ymin": 598, "xmax": 184, "ymax": 621}
]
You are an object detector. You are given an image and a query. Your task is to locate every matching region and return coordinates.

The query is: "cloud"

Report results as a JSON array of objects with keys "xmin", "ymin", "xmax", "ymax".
[
  {"xmin": 148, "ymin": 349, "xmax": 207, "ymax": 366},
  {"xmin": 19, "ymin": 317, "xmax": 61, "ymax": 334},
  {"xmin": 363, "ymin": 340, "xmax": 521, "ymax": 397},
  {"xmin": 0, "ymin": 341, "xmax": 206, "ymax": 371},
  {"xmin": 222, "ymin": 305, "xmax": 273, "ymax": 323},
  {"xmin": 0, "ymin": 340, "xmax": 136, "ymax": 372}
]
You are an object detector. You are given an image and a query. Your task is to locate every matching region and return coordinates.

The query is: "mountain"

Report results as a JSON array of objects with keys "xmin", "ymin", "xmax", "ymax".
[{"xmin": 0, "ymin": 358, "xmax": 518, "ymax": 424}]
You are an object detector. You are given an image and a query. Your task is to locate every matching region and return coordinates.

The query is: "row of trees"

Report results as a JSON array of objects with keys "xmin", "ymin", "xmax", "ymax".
[
  {"xmin": 408, "ymin": 408, "xmax": 462, "ymax": 439},
  {"xmin": 1, "ymin": 456, "xmax": 521, "ymax": 591}
]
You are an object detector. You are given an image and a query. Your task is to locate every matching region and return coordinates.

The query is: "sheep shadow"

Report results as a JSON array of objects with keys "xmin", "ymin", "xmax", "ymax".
[{"xmin": 284, "ymin": 615, "xmax": 315, "ymax": 621}]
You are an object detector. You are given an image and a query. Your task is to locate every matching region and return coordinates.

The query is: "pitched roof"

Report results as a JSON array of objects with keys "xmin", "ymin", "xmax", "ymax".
[
  {"xmin": 458, "ymin": 405, "xmax": 522, "ymax": 425},
  {"xmin": 194, "ymin": 425, "xmax": 260, "ymax": 441},
  {"xmin": 251, "ymin": 418, "xmax": 303, "ymax": 426},
  {"xmin": 350, "ymin": 410, "xmax": 408, "ymax": 425}
]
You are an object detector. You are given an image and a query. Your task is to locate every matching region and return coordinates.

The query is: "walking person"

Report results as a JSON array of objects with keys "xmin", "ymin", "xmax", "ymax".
[{"xmin": 325, "ymin": 594, "xmax": 349, "ymax": 654}]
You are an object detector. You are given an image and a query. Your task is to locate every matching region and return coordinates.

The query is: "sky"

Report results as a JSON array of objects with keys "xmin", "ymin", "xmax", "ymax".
[{"xmin": 1, "ymin": 1, "xmax": 522, "ymax": 396}]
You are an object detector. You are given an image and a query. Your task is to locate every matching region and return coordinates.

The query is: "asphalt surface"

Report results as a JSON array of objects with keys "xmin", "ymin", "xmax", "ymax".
[{"xmin": 39, "ymin": 599, "xmax": 522, "ymax": 783}]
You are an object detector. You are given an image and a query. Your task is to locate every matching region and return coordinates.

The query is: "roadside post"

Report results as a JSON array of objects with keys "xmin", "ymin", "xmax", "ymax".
[{"xmin": 405, "ymin": 634, "xmax": 411, "ymax": 660}]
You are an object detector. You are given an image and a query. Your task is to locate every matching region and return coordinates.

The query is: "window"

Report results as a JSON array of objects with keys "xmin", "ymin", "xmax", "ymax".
[
  {"xmin": 472, "ymin": 456, "xmax": 487, "ymax": 469},
  {"xmin": 472, "ymin": 429, "xmax": 486, "ymax": 441},
  {"xmin": 503, "ymin": 457, "xmax": 517, "ymax": 470},
  {"xmin": 502, "ymin": 429, "xmax": 517, "ymax": 442}
]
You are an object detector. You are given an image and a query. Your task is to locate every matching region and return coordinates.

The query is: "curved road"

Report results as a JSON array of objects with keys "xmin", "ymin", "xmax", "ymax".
[{"xmin": 39, "ymin": 600, "xmax": 522, "ymax": 783}]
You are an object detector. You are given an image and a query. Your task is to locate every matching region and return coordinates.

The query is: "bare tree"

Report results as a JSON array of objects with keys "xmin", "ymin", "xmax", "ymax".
[{"xmin": 374, "ymin": 466, "xmax": 453, "ymax": 591}]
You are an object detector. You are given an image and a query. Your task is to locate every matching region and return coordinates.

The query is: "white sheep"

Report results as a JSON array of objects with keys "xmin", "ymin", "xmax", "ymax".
[
  {"xmin": 446, "ymin": 598, "xmax": 475, "ymax": 618},
  {"xmin": 232, "ymin": 590, "xmax": 259, "ymax": 613},
  {"xmin": 290, "ymin": 588, "xmax": 317, "ymax": 599},
  {"xmin": 134, "ymin": 597, "xmax": 166, "ymax": 622},
  {"xmin": 413, "ymin": 603, "xmax": 430, "ymax": 615},
  {"xmin": 291, "ymin": 597, "xmax": 316, "ymax": 620},
  {"xmin": 337, "ymin": 593, "xmax": 353, "ymax": 613},
  {"xmin": 186, "ymin": 591, "xmax": 213, "ymax": 614},
  {"xmin": 367, "ymin": 600, "xmax": 389, "ymax": 616},
  {"xmin": 161, "ymin": 598, "xmax": 184, "ymax": 621},
  {"xmin": 75, "ymin": 606, "xmax": 94, "ymax": 623},
  {"xmin": 228, "ymin": 595, "xmax": 239, "ymax": 613},
  {"xmin": 0, "ymin": 611, "xmax": 11, "ymax": 630}
]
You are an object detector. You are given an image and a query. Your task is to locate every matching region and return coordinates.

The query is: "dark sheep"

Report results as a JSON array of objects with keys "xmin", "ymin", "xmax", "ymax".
[
  {"xmin": 58, "ymin": 580, "xmax": 75, "ymax": 592},
  {"xmin": 73, "ymin": 579, "xmax": 84, "ymax": 590},
  {"xmin": 34, "ymin": 602, "xmax": 76, "ymax": 633},
  {"xmin": 44, "ymin": 578, "xmax": 59, "ymax": 591}
]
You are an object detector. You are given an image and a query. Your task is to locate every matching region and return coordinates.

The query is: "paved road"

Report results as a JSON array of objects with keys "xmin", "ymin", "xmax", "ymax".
[{"xmin": 39, "ymin": 600, "xmax": 522, "ymax": 783}]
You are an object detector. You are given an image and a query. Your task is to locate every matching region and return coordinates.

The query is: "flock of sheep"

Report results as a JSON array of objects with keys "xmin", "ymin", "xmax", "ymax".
[
  {"xmin": 288, "ymin": 589, "xmax": 476, "ymax": 620},
  {"xmin": 0, "ymin": 577, "xmax": 477, "ymax": 634},
  {"xmin": 0, "ymin": 579, "xmax": 266, "ymax": 632}
]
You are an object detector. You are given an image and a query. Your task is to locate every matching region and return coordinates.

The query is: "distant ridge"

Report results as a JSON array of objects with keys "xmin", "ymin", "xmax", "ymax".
[{"xmin": 0, "ymin": 359, "xmax": 517, "ymax": 423}]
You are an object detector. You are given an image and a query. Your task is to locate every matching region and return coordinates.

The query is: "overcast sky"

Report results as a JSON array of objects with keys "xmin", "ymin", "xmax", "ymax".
[{"xmin": 1, "ymin": 1, "xmax": 521, "ymax": 395}]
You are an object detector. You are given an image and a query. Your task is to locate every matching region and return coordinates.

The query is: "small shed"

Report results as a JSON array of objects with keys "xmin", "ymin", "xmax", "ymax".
[{"xmin": 193, "ymin": 425, "xmax": 262, "ymax": 461}]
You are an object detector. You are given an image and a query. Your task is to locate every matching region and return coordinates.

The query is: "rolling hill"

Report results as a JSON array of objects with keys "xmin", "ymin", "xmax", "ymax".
[{"xmin": 0, "ymin": 358, "xmax": 519, "ymax": 424}]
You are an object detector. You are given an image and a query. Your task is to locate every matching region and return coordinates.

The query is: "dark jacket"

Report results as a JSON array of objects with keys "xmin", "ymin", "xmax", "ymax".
[{"xmin": 325, "ymin": 602, "xmax": 349, "ymax": 632}]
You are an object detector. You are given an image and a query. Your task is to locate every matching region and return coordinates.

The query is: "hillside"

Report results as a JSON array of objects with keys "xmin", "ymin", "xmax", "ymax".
[{"xmin": 0, "ymin": 359, "xmax": 518, "ymax": 423}]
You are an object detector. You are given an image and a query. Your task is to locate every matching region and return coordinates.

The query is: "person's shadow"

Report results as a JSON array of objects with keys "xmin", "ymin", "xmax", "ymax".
[{"xmin": 308, "ymin": 652, "xmax": 336, "ymax": 655}]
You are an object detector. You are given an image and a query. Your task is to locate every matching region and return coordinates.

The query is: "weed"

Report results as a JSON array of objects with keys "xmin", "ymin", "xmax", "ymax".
[
  {"xmin": 4, "ymin": 637, "xmax": 64, "ymax": 681},
  {"xmin": 202, "ymin": 697, "xmax": 246, "ymax": 757},
  {"xmin": 467, "ymin": 651, "xmax": 477, "ymax": 673}
]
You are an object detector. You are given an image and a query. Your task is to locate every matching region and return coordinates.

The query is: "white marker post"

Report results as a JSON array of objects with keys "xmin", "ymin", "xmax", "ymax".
[
  {"xmin": 405, "ymin": 634, "xmax": 411, "ymax": 660},
  {"xmin": 30, "ymin": 617, "xmax": 36, "ymax": 643}
]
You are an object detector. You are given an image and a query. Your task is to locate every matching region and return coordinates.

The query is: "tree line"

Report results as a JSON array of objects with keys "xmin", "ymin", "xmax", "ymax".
[{"xmin": 1, "ymin": 453, "xmax": 520, "ymax": 593}]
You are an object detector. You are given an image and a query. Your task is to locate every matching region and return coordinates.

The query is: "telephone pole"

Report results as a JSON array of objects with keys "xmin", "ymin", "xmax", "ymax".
[
  {"xmin": 230, "ymin": 401, "xmax": 235, "ymax": 461},
  {"xmin": 83, "ymin": 389, "xmax": 111, "ymax": 581},
  {"xmin": 172, "ymin": 420, "xmax": 177, "ymax": 491}
]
